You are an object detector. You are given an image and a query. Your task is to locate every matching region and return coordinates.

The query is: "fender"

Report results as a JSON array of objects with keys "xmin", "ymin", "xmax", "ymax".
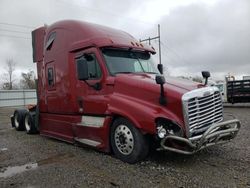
[{"xmin": 107, "ymin": 93, "xmax": 184, "ymax": 135}]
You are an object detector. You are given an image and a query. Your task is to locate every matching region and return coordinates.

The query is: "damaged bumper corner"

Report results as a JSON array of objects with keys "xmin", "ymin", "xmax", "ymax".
[{"xmin": 157, "ymin": 119, "xmax": 241, "ymax": 155}]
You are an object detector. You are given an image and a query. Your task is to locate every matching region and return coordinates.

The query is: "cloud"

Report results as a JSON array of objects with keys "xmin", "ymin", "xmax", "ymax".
[
  {"xmin": 158, "ymin": 0, "xmax": 250, "ymax": 79},
  {"xmin": 0, "ymin": 0, "xmax": 249, "ymax": 81},
  {"xmin": 0, "ymin": 0, "xmax": 147, "ymax": 69}
]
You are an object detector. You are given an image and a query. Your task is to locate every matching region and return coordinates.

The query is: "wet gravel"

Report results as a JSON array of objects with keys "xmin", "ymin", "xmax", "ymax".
[{"xmin": 0, "ymin": 107, "xmax": 249, "ymax": 188}]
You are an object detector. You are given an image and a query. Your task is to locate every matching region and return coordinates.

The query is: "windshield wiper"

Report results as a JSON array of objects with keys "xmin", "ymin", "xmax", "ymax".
[
  {"xmin": 145, "ymin": 72, "xmax": 158, "ymax": 74},
  {"xmin": 115, "ymin": 71, "xmax": 133, "ymax": 74}
]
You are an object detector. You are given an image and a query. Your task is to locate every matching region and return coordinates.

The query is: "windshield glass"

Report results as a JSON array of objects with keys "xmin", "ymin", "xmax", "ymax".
[{"xmin": 102, "ymin": 48, "xmax": 158, "ymax": 75}]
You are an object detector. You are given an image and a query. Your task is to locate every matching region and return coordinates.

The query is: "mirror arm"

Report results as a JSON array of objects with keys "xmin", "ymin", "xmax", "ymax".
[
  {"xmin": 157, "ymin": 64, "xmax": 163, "ymax": 74},
  {"xmin": 159, "ymin": 84, "xmax": 167, "ymax": 105},
  {"xmin": 204, "ymin": 78, "xmax": 208, "ymax": 85}
]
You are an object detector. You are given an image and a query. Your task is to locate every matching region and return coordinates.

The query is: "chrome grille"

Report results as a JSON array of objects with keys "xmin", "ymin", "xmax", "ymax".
[{"xmin": 182, "ymin": 87, "xmax": 223, "ymax": 137}]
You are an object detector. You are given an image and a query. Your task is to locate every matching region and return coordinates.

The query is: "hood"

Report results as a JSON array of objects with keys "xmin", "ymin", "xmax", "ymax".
[
  {"xmin": 111, "ymin": 73, "xmax": 201, "ymax": 128},
  {"xmin": 113, "ymin": 73, "xmax": 200, "ymax": 96},
  {"xmin": 165, "ymin": 76, "xmax": 201, "ymax": 91}
]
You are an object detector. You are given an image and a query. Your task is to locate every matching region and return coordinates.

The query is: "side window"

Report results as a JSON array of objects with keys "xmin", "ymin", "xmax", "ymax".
[
  {"xmin": 46, "ymin": 32, "xmax": 56, "ymax": 51},
  {"xmin": 48, "ymin": 68, "xmax": 54, "ymax": 86},
  {"xmin": 77, "ymin": 54, "xmax": 102, "ymax": 80}
]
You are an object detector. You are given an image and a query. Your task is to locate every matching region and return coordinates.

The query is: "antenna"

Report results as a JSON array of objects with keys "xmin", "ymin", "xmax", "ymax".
[{"xmin": 140, "ymin": 24, "xmax": 162, "ymax": 65}]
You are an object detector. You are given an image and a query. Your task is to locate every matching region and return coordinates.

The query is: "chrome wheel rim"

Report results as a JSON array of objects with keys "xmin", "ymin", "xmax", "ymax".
[
  {"xmin": 25, "ymin": 116, "xmax": 30, "ymax": 131},
  {"xmin": 114, "ymin": 125, "xmax": 134, "ymax": 155},
  {"xmin": 14, "ymin": 113, "xmax": 19, "ymax": 128}
]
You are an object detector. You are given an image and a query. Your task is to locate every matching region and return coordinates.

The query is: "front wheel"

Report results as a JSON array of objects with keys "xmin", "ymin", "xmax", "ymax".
[{"xmin": 110, "ymin": 118, "xmax": 149, "ymax": 163}]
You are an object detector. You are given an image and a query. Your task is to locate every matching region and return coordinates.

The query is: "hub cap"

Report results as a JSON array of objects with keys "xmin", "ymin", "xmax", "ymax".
[{"xmin": 114, "ymin": 125, "xmax": 134, "ymax": 155}]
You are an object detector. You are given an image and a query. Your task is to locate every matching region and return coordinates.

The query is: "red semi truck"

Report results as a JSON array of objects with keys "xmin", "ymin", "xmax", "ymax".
[{"xmin": 11, "ymin": 20, "xmax": 240, "ymax": 163}]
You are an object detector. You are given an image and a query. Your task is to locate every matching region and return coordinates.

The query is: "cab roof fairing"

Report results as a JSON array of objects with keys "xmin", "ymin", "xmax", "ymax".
[
  {"xmin": 69, "ymin": 37, "xmax": 156, "ymax": 54},
  {"xmin": 43, "ymin": 20, "xmax": 156, "ymax": 54}
]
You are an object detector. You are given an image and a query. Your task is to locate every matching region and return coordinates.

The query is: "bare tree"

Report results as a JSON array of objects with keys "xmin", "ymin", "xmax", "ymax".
[
  {"xmin": 20, "ymin": 70, "xmax": 36, "ymax": 89},
  {"xmin": 1, "ymin": 58, "xmax": 16, "ymax": 90}
]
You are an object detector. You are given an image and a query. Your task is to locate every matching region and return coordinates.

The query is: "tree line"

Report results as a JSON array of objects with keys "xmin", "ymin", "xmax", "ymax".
[{"xmin": 1, "ymin": 58, "xmax": 36, "ymax": 90}]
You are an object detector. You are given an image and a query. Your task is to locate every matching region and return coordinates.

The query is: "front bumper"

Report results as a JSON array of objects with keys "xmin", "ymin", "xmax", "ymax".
[{"xmin": 157, "ymin": 119, "xmax": 241, "ymax": 154}]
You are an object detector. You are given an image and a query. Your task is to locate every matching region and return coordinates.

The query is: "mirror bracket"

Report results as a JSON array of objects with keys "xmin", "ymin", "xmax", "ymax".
[
  {"xmin": 155, "ymin": 75, "xmax": 167, "ymax": 105},
  {"xmin": 201, "ymin": 71, "xmax": 211, "ymax": 85},
  {"xmin": 157, "ymin": 64, "xmax": 163, "ymax": 74}
]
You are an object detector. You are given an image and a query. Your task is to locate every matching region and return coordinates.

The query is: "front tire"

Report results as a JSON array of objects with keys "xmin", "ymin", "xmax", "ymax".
[{"xmin": 110, "ymin": 118, "xmax": 149, "ymax": 164}]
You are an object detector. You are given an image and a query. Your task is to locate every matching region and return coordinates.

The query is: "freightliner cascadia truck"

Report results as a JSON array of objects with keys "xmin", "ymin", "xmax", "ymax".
[{"xmin": 11, "ymin": 20, "xmax": 241, "ymax": 163}]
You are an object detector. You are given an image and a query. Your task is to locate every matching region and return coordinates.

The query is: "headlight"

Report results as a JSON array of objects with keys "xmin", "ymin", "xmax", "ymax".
[
  {"xmin": 157, "ymin": 126, "xmax": 167, "ymax": 138},
  {"xmin": 155, "ymin": 118, "xmax": 184, "ymax": 138}
]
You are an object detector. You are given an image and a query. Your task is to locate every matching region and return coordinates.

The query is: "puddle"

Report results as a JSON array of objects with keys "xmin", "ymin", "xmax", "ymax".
[
  {"xmin": 0, "ymin": 148, "xmax": 8, "ymax": 151},
  {"xmin": 0, "ymin": 153, "xmax": 74, "ymax": 178},
  {"xmin": 37, "ymin": 153, "xmax": 74, "ymax": 166},
  {"xmin": 0, "ymin": 163, "xmax": 38, "ymax": 178}
]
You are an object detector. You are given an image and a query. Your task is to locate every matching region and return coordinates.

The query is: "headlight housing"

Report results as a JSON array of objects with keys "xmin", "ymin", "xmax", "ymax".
[
  {"xmin": 157, "ymin": 126, "xmax": 167, "ymax": 138},
  {"xmin": 155, "ymin": 118, "xmax": 183, "ymax": 138}
]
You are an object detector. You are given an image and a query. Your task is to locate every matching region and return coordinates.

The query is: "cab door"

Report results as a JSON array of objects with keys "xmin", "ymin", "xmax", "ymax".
[{"xmin": 75, "ymin": 47, "xmax": 109, "ymax": 115}]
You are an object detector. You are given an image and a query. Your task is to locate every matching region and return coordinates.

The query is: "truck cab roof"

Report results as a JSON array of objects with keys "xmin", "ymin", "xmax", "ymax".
[{"xmin": 32, "ymin": 20, "xmax": 155, "ymax": 63}]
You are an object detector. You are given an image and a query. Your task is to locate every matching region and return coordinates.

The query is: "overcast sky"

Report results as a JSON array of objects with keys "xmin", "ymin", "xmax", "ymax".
[{"xmin": 0, "ymin": 0, "xmax": 249, "ymax": 81}]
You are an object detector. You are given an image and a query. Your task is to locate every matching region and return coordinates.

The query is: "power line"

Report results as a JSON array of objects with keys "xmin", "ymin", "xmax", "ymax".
[
  {"xmin": 0, "ymin": 22, "xmax": 34, "ymax": 29},
  {"xmin": 159, "ymin": 43, "xmax": 182, "ymax": 65},
  {"xmin": 140, "ymin": 25, "xmax": 161, "ymax": 65},
  {"xmin": 160, "ymin": 41, "xmax": 192, "ymax": 65},
  {"xmin": 0, "ymin": 29, "xmax": 30, "ymax": 34},
  {"xmin": 152, "ymin": 40, "xmax": 183, "ymax": 65}
]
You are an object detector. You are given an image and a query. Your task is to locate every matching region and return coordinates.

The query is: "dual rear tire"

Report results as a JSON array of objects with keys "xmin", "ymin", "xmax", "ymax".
[
  {"xmin": 24, "ymin": 111, "xmax": 38, "ymax": 134},
  {"xmin": 13, "ymin": 109, "xmax": 27, "ymax": 131},
  {"xmin": 13, "ymin": 109, "xmax": 38, "ymax": 134}
]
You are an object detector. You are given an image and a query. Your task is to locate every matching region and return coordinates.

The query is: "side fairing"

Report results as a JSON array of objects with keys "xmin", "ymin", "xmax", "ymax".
[{"xmin": 32, "ymin": 27, "xmax": 45, "ymax": 63}]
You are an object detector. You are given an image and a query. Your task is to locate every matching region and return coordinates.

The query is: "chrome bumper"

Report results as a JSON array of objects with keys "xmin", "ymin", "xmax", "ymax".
[{"xmin": 157, "ymin": 119, "xmax": 241, "ymax": 155}]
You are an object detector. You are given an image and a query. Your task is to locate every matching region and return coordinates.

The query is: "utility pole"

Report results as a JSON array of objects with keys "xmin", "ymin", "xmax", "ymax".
[
  {"xmin": 139, "ymin": 24, "xmax": 162, "ymax": 65},
  {"xmin": 158, "ymin": 24, "xmax": 161, "ymax": 65}
]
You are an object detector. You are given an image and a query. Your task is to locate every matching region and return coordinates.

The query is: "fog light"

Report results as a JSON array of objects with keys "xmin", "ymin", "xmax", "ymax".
[{"xmin": 157, "ymin": 126, "xmax": 167, "ymax": 138}]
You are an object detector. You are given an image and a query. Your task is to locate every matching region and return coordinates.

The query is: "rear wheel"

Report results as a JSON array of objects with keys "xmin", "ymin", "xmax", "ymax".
[
  {"xmin": 24, "ymin": 112, "xmax": 38, "ymax": 134},
  {"xmin": 13, "ymin": 109, "xmax": 27, "ymax": 131},
  {"xmin": 110, "ymin": 118, "xmax": 149, "ymax": 163}
]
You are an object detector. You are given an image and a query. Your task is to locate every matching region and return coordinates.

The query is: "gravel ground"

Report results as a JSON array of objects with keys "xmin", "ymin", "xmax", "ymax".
[{"xmin": 0, "ymin": 107, "xmax": 249, "ymax": 188}]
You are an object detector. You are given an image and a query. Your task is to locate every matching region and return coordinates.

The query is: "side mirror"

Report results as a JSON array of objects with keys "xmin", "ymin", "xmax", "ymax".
[
  {"xmin": 156, "ymin": 75, "xmax": 165, "ymax": 85},
  {"xmin": 157, "ymin": 64, "xmax": 163, "ymax": 74},
  {"xmin": 155, "ymin": 75, "xmax": 167, "ymax": 105},
  {"xmin": 201, "ymin": 71, "xmax": 210, "ymax": 85},
  {"xmin": 77, "ymin": 59, "xmax": 89, "ymax": 80},
  {"xmin": 202, "ymin": 71, "xmax": 210, "ymax": 78}
]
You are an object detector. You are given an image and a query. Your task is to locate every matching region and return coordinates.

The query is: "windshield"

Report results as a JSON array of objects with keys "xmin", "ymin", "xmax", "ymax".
[{"xmin": 102, "ymin": 48, "xmax": 158, "ymax": 75}]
